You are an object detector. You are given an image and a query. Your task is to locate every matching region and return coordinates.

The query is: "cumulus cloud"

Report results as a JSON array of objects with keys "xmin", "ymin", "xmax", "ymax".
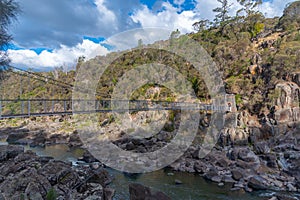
[
  {"xmin": 104, "ymin": 28, "xmax": 172, "ymax": 51},
  {"xmin": 8, "ymin": 39, "xmax": 109, "ymax": 69},
  {"xmin": 94, "ymin": 0, "xmax": 118, "ymax": 31},
  {"xmin": 11, "ymin": 0, "xmax": 99, "ymax": 48},
  {"xmin": 260, "ymin": 0, "xmax": 296, "ymax": 18},
  {"xmin": 7, "ymin": 0, "xmax": 296, "ymax": 69},
  {"xmin": 11, "ymin": 0, "xmax": 142, "ymax": 49},
  {"xmin": 131, "ymin": 0, "xmax": 295, "ymax": 34},
  {"xmin": 131, "ymin": 2, "xmax": 198, "ymax": 34},
  {"xmin": 173, "ymin": 0, "xmax": 186, "ymax": 6},
  {"xmin": 194, "ymin": 0, "xmax": 294, "ymax": 21},
  {"xmin": 131, "ymin": 0, "xmax": 239, "ymax": 33}
]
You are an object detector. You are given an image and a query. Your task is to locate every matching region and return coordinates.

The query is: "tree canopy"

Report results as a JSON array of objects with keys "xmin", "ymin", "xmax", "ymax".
[
  {"xmin": 213, "ymin": 0, "xmax": 232, "ymax": 26},
  {"xmin": 0, "ymin": 0, "xmax": 20, "ymax": 68}
]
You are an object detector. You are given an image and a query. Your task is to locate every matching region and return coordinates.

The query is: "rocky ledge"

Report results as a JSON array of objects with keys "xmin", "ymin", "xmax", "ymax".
[
  {"xmin": 0, "ymin": 117, "xmax": 83, "ymax": 148},
  {"xmin": 169, "ymin": 125, "xmax": 300, "ymax": 197},
  {"xmin": 0, "ymin": 145, "xmax": 114, "ymax": 200}
]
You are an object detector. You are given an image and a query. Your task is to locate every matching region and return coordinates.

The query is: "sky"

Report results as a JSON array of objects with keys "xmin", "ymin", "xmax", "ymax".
[{"xmin": 4, "ymin": 0, "xmax": 296, "ymax": 70}]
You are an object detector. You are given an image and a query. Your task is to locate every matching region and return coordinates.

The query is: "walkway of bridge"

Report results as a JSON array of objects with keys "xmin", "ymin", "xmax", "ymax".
[{"xmin": 0, "ymin": 97, "xmax": 236, "ymax": 119}]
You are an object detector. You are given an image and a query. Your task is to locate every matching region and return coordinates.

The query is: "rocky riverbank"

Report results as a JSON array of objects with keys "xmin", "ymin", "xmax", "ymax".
[
  {"xmin": 0, "ymin": 99, "xmax": 299, "ymax": 199},
  {"xmin": 2, "ymin": 119, "xmax": 300, "ymax": 195},
  {"xmin": 0, "ymin": 143, "xmax": 176, "ymax": 200},
  {"xmin": 170, "ymin": 127, "xmax": 300, "ymax": 194},
  {"xmin": 109, "ymin": 120, "xmax": 300, "ymax": 198},
  {"xmin": 0, "ymin": 144, "xmax": 115, "ymax": 200}
]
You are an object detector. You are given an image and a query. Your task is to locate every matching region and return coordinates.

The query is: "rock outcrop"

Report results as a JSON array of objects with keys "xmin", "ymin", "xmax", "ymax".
[
  {"xmin": 0, "ymin": 145, "xmax": 114, "ymax": 200},
  {"xmin": 169, "ymin": 123, "xmax": 300, "ymax": 194},
  {"xmin": 273, "ymin": 82, "xmax": 300, "ymax": 124},
  {"xmin": 129, "ymin": 183, "xmax": 171, "ymax": 200}
]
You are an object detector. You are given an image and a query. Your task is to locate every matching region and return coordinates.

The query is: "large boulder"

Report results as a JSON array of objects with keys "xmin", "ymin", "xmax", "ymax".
[
  {"xmin": 219, "ymin": 111, "xmax": 256, "ymax": 147},
  {"xmin": 231, "ymin": 169, "xmax": 244, "ymax": 181},
  {"xmin": 0, "ymin": 168, "xmax": 52, "ymax": 199},
  {"xmin": 103, "ymin": 188, "xmax": 115, "ymax": 200},
  {"xmin": 38, "ymin": 160, "xmax": 80, "ymax": 187},
  {"xmin": 6, "ymin": 130, "xmax": 29, "ymax": 144},
  {"xmin": 273, "ymin": 82, "xmax": 300, "ymax": 123},
  {"xmin": 248, "ymin": 176, "xmax": 269, "ymax": 190},
  {"xmin": 253, "ymin": 141, "xmax": 271, "ymax": 154},
  {"xmin": 79, "ymin": 151, "xmax": 99, "ymax": 163},
  {"xmin": 129, "ymin": 183, "xmax": 171, "ymax": 200},
  {"xmin": 0, "ymin": 145, "xmax": 24, "ymax": 161}
]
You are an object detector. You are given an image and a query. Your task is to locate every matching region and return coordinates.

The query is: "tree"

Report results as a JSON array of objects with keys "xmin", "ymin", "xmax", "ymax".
[
  {"xmin": 0, "ymin": 0, "xmax": 20, "ymax": 68},
  {"xmin": 213, "ymin": 0, "xmax": 232, "ymax": 26},
  {"xmin": 75, "ymin": 55, "xmax": 85, "ymax": 71},
  {"xmin": 137, "ymin": 39, "xmax": 143, "ymax": 48},
  {"xmin": 169, "ymin": 29, "xmax": 180, "ymax": 46},
  {"xmin": 193, "ymin": 19, "xmax": 210, "ymax": 32},
  {"xmin": 236, "ymin": 0, "xmax": 262, "ymax": 17}
]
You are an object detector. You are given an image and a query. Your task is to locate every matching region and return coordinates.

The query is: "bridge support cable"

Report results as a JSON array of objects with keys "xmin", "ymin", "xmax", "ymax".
[{"xmin": 8, "ymin": 67, "xmax": 110, "ymax": 99}]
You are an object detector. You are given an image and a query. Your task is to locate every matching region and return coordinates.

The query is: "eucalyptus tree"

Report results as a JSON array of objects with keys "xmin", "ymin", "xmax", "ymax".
[
  {"xmin": 236, "ymin": 0, "xmax": 262, "ymax": 17},
  {"xmin": 213, "ymin": 0, "xmax": 232, "ymax": 26},
  {"xmin": 0, "ymin": 0, "xmax": 20, "ymax": 68}
]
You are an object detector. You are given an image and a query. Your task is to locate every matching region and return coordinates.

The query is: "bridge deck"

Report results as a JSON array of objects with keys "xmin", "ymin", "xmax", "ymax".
[{"xmin": 0, "ymin": 98, "xmax": 234, "ymax": 119}]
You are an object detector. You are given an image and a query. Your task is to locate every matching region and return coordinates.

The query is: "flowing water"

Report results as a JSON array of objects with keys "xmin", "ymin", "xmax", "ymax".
[{"xmin": 20, "ymin": 144, "xmax": 282, "ymax": 200}]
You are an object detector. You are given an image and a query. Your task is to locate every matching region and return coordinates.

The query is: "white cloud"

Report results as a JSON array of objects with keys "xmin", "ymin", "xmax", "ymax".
[
  {"xmin": 260, "ymin": 0, "xmax": 296, "ymax": 18},
  {"xmin": 194, "ymin": 0, "xmax": 220, "ymax": 21},
  {"xmin": 194, "ymin": 0, "xmax": 295, "ymax": 20},
  {"xmin": 131, "ymin": 0, "xmax": 296, "ymax": 35},
  {"xmin": 104, "ymin": 28, "xmax": 172, "ymax": 51},
  {"xmin": 130, "ymin": 2, "xmax": 198, "ymax": 34},
  {"xmin": 94, "ymin": 0, "xmax": 118, "ymax": 31},
  {"xmin": 12, "ymin": 0, "xmax": 141, "ymax": 49},
  {"xmin": 173, "ymin": 0, "xmax": 185, "ymax": 6},
  {"xmin": 8, "ymin": 40, "xmax": 109, "ymax": 69}
]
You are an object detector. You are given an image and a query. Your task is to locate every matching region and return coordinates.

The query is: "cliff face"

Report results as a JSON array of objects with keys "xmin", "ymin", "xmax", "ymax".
[{"xmin": 273, "ymin": 81, "xmax": 300, "ymax": 124}]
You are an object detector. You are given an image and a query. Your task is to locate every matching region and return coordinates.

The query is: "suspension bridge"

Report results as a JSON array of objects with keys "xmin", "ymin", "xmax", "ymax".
[{"xmin": 0, "ymin": 66, "xmax": 237, "ymax": 119}]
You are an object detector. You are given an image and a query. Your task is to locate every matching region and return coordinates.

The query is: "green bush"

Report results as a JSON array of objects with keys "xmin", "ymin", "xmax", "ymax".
[
  {"xmin": 252, "ymin": 22, "xmax": 265, "ymax": 37},
  {"xmin": 235, "ymin": 94, "xmax": 243, "ymax": 106},
  {"xmin": 46, "ymin": 188, "xmax": 57, "ymax": 200}
]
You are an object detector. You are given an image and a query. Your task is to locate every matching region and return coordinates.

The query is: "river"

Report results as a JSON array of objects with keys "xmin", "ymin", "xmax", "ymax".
[{"xmin": 2, "ymin": 143, "xmax": 282, "ymax": 200}]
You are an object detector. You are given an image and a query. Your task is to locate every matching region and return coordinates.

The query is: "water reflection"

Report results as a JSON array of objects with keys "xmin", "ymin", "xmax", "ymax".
[
  {"xmin": 108, "ymin": 169, "xmax": 268, "ymax": 200},
  {"xmin": 24, "ymin": 144, "xmax": 85, "ymax": 163}
]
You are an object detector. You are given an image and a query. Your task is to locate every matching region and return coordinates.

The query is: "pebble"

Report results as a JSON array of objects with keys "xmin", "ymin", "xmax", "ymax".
[
  {"xmin": 218, "ymin": 183, "xmax": 225, "ymax": 187},
  {"xmin": 287, "ymin": 183, "xmax": 297, "ymax": 192},
  {"xmin": 91, "ymin": 162, "xmax": 100, "ymax": 170},
  {"xmin": 268, "ymin": 197, "xmax": 277, "ymax": 200},
  {"xmin": 212, "ymin": 176, "xmax": 222, "ymax": 183},
  {"xmin": 175, "ymin": 179, "xmax": 183, "ymax": 185}
]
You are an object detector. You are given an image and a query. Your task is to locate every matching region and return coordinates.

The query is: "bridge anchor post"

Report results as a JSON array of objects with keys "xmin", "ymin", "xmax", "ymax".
[
  {"xmin": 28, "ymin": 100, "xmax": 31, "ymax": 117},
  {"xmin": 0, "ymin": 100, "xmax": 2, "ymax": 119}
]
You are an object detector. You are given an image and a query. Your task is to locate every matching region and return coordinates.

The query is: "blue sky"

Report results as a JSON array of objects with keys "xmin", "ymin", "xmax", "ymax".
[{"xmin": 5, "ymin": 0, "xmax": 295, "ymax": 70}]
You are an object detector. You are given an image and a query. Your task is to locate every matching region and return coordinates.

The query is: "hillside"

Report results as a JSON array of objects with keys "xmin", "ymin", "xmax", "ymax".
[{"xmin": 1, "ymin": 2, "xmax": 300, "ymax": 116}]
